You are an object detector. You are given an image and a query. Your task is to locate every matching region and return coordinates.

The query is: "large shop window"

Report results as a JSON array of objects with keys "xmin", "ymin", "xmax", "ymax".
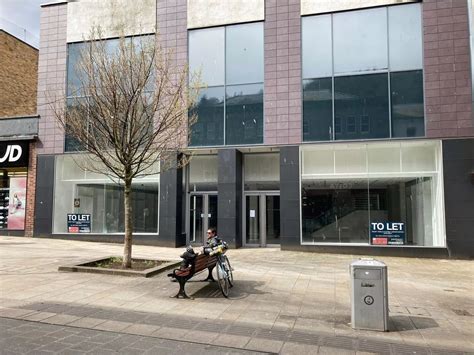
[
  {"xmin": 302, "ymin": 3, "xmax": 424, "ymax": 142},
  {"xmin": 301, "ymin": 141, "xmax": 445, "ymax": 247},
  {"xmin": 53, "ymin": 155, "xmax": 159, "ymax": 234},
  {"xmin": 188, "ymin": 22, "xmax": 264, "ymax": 146}
]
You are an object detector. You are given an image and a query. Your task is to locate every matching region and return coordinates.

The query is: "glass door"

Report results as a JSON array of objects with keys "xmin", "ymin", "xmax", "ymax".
[
  {"xmin": 189, "ymin": 194, "xmax": 217, "ymax": 245},
  {"xmin": 189, "ymin": 195, "xmax": 204, "ymax": 244},
  {"xmin": 244, "ymin": 193, "xmax": 280, "ymax": 246},
  {"xmin": 265, "ymin": 195, "xmax": 280, "ymax": 245},
  {"xmin": 246, "ymin": 195, "xmax": 261, "ymax": 244}
]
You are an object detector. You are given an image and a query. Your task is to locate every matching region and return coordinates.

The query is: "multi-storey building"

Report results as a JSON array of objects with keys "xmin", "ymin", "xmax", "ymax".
[
  {"xmin": 34, "ymin": 0, "xmax": 474, "ymax": 258},
  {"xmin": 0, "ymin": 29, "xmax": 39, "ymax": 238}
]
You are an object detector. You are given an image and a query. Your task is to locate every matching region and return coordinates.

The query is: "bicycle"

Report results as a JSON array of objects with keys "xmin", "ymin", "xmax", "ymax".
[{"xmin": 211, "ymin": 244, "xmax": 234, "ymax": 297}]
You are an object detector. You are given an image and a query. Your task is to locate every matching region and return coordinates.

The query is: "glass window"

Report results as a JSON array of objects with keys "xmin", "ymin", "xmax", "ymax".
[
  {"xmin": 188, "ymin": 23, "xmax": 264, "ymax": 147},
  {"xmin": 53, "ymin": 156, "xmax": 159, "ymax": 234},
  {"xmin": 303, "ymin": 78, "xmax": 333, "ymax": 141},
  {"xmin": 302, "ymin": 15, "xmax": 332, "ymax": 79},
  {"xmin": 189, "ymin": 155, "xmax": 218, "ymax": 191},
  {"xmin": 75, "ymin": 183, "xmax": 158, "ymax": 234},
  {"xmin": 334, "ymin": 73, "xmax": 389, "ymax": 140},
  {"xmin": 301, "ymin": 146, "xmax": 334, "ymax": 175},
  {"xmin": 225, "ymin": 83, "xmax": 263, "ymax": 145},
  {"xmin": 333, "ymin": 7, "xmax": 388, "ymax": 74},
  {"xmin": 302, "ymin": 179, "xmax": 370, "ymax": 243},
  {"xmin": 388, "ymin": 4, "xmax": 422, "ymax": 71},
  {"xmin": 226, "ymin": 22, "xmax": 264, "ymax": 85},
  {"xmin": 401, "ymin": 141, "xmax": 437, "ymax": 172},
  {"xmin": 334, "ymin": 144, "xmax": 366, "ymax": 174},
  {"xmin": 300, "ymin": 142, "xmax": 444, "ymax": 247},
  {"xmin": 391, "ymin": 70, "xmax": 424, "ymax": 138},
  {"xmin": 67, "ymin": 42, "xmax": 88, "ymax": 97},
  {"xmin": 65, "ymin": 98, "xmax": 86, "ymax": 152},
  {"xmin": 188, "ymin": 27, "xmax": 225, "ymax": 87},
  {"xmin": 244, "ymin": 153, "xmax": 280, "ymax": 190},
  {"xmin": 189, "ymin": 87, "xmax": 225, "ymax": 147},
  {"xmin": 367, "ymin": 142, "xmax": 401, "ymax": 173}
]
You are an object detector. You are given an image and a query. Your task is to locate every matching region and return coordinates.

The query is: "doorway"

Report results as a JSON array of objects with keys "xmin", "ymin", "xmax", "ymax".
[
  {"xmin": 189, "ymin": 193, "xmax": 217, "ymax": 245},
  {"xmin": 244, "ymin": 193, "xmax": 280, "ymax": 246}
]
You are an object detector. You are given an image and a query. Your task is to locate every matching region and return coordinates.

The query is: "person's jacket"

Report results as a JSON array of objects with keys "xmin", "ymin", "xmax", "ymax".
[{"xmin": 203, "ymin": 236, "xmax": 222, "ymax": 255}]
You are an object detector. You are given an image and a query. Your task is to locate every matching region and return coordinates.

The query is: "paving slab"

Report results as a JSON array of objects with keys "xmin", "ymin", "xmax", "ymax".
[{"xmin": 0, "ymin": 236, "xmax": 473, "ymax": 354}]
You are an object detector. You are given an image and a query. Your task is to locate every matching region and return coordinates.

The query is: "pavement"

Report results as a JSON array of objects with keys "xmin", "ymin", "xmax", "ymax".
[{"xmin": 0, "ymin": 236, "xmax": 473, "ymax": 355}]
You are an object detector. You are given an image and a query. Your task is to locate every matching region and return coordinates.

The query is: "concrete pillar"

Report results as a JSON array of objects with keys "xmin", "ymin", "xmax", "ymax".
[
  {"xmin": 159, "ymin": 154, "xmax": 185, "ymax": 247},
  {"xmin": 280, "ymin": 146, "xmax": 301, "ymax": 249},
  {"xmin": 217, "ymin": 149, "xmax": 242, "ymax": 248}
]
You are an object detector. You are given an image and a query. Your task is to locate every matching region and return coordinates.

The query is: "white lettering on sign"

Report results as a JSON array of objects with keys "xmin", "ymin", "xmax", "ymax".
[
  {"xmin": 0, "ymin": 145, "xmax": 22, "ymax": 163},
  {"xmin": 67, "ymin": 214, "xmax": 90, "ymax": 221},
  {"xmin": 371, "ymin": 222, "xmax": 404, "ymax": 231}
]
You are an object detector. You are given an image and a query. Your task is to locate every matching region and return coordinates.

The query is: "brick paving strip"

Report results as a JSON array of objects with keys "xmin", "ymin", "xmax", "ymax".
[
  {"xmin": 0, "ymin": 304, "xmax": 470, "ymax": 355},
  {"xmin": 0, "ymin": 317, "xmax": 266, "ymax": 355}
]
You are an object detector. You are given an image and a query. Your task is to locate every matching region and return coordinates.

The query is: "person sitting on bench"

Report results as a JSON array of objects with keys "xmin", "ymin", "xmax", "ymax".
[{"xmin": 203, "ymin": 227, "xmax": 226, "ymax": 256}]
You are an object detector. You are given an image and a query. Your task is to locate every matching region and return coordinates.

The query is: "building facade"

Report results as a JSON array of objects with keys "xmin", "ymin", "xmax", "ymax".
[
  {"xmin": 0, "ymin": 30, "xmax": 39, "ymax": 238},
  {"xmin": 34, "ymin": 0, "xmax": 474, "ymax": 258}
]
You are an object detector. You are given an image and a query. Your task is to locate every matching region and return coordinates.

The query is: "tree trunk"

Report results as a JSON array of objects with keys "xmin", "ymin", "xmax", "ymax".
[{"xmin": 123, "ymin": 179, "xmax": 133, "ymax": 269}]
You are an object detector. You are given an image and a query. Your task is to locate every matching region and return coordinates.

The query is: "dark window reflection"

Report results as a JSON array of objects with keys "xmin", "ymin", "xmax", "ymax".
[
  {"xmin": 334, "ymin": 73, "xmax": 389, "ymax": 140},
  {"xmin": 303, "ymin": 78, "xmax": 333, "ymax": 141},
  {"xmin": 226, "ymin": 22, "xmax": 264, "ymax": 85},
  {"xmin": 67, "ymin": 42, "xmax": 88, "ymax": 97},
  {"xmin": 76, "ymin": 183, "xmax": 159, "ymax": 234},
  {"xmin": 302, "ymin": 180, "xmax": 369, "ymax": 243},
  {"xmin": 65, "ymin": 98, "xmax": 86, "ymax": 152},
  {"xmin": 225, "ymin": 84, "xmax": 263, "ymax": 145},
  {"xmin": 189, "ymin": 87, "xmax": 225, "ymax": 146},
  {"xmin": 391, "ymin": 70, "xmax": 424, "ymax": 138}
]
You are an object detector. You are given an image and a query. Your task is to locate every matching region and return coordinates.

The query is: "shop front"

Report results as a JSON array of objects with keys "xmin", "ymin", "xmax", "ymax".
[
  {"xmin": 280, "ymin": 139, "xmax": 448, "ymax": 256},
  {"xmin": 0, "ymin": 140, "xmax": 30, "ymax": 234},
  {"xmin": 51, "ymin": 154, "xmax": 160, "ymax": 242}
]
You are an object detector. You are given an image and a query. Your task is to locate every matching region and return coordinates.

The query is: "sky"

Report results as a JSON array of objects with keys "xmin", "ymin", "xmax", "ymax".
[{"xmin": 0, "ymin": 0, "xmax": 45, "ymax": 48}]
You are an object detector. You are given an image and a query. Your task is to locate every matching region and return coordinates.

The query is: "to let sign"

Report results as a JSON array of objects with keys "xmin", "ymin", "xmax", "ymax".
[
  {"xmin": 370, "ymin": 222, "xmax": 405, "ymax": 245},
  {"xmin": 67, "ymin": 214, "xmax": 91, "ymax": 233}
]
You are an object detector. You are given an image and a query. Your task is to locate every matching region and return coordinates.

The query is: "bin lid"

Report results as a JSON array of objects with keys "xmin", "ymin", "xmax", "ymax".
[{"xmin": 350, "ymin": 258, "xmax": 386, "ymax": 268}]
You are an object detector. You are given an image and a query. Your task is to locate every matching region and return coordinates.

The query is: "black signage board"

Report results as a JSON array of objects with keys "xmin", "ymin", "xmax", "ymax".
[
  {"xmin": 0, "ymin": 141, "xmax": 29, "ymax": 168},
  {"xmin": 370, "ymin": 222, "xmax": 405, "ymax": 245},
  {"xmin": 67, "ymin": 214, "xmax": 91, "ymax": 233}
]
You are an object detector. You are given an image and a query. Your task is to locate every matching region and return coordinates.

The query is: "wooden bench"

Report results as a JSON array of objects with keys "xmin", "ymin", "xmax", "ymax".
[{"xmin": 168, "ymin": 254, "xmax": 217, "ymax": 299}]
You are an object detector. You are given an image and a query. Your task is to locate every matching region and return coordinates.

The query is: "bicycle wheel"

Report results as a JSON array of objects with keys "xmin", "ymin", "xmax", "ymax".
[
  {"xmin": 222, "ymin": 255, "xmax": 234, "ymax": 287},
  {"xmin": 216, "ymin": 261, "xmax": 230, "ymax": 297}
]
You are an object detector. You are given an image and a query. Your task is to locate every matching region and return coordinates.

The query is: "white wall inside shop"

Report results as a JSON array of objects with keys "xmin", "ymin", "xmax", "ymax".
[
  {"xmin": 188, "ymin": 155, "xmax": 218, "ymax": 191},
  {"xmin": 301, "ymin": 0, "xmax": 419, "ymax": 16},
  {"xmin": 67, "ymin": 0, "xmax": 156, "ymax": 43},
  {"xmin": 187, "ymin": 0, "xmax": 264, "ymax": 29}
]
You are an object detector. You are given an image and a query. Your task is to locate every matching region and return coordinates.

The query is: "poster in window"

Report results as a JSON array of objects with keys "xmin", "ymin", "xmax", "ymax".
[
  {"xmin": 370, "ymin": 222, "xmax": 405, "ymax": 245},
  {"xmin": 8, "ymin": 177, "xmax": 27, "ymax": 230}
]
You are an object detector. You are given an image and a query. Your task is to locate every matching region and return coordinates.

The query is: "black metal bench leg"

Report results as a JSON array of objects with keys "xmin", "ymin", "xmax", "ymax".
[
  {"xmin": 204, "ymin": 266, "xmax": 216, "ymax": 282},
  {"xmin": 172, "ymin": 278, "xmax": 193, "ymax": 299}
]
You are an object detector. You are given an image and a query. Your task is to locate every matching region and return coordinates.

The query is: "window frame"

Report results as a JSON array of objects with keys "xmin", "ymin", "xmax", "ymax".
[
  {"xmin": 64, "ymin": 34, "xmax": 155, "ymax": 153},
  {"xmin": 301, "ymin": 3, "xmax": 425, "ymax": 143},
  {"xmin": 188, "ymin": 21, "xmax": 265, "ymax": 148}
]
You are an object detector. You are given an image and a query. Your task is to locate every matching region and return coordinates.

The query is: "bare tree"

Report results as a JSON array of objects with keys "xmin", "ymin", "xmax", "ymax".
[{"xmin": 52, "ymin": 28, "xmax": 199, "ymax": 268}]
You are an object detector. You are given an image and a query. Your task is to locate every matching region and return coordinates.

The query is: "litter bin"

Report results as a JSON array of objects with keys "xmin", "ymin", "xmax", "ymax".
[{"xmin": 350, "ymin": 258, "xmax": 388, "ymax": 331}]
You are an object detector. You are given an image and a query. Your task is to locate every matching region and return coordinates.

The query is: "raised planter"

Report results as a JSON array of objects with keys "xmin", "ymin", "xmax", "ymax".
[{"xmin": 58, "ymin": 257, "xmax": 180, "ymax": 277}]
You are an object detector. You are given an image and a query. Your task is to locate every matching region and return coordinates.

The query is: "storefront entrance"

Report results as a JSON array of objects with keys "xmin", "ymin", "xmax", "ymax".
[
  {"xmin": 244, "ymin": 193, "xmax": 280, "ymax": 246},
  {"xmin": 189, "ymin": 193, "xmax": 218, "ymax": 245}
]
